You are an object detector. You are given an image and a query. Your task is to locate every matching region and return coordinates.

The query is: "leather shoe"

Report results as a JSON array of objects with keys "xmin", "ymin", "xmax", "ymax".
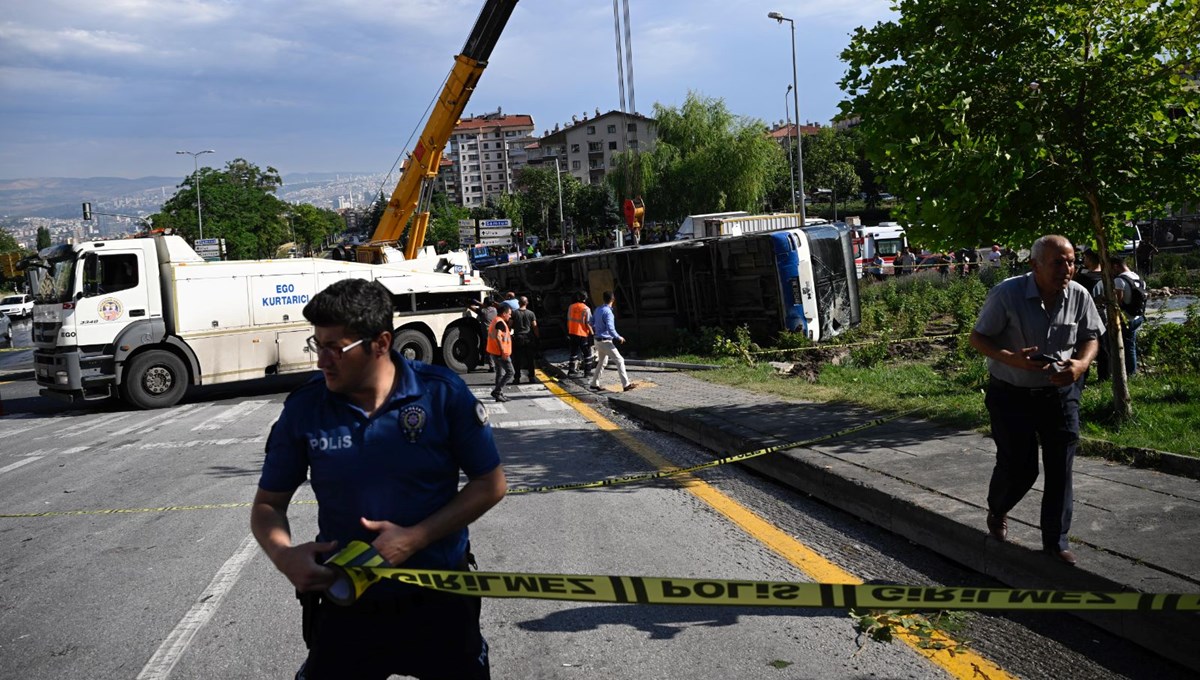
[
  {"xmin": 1045, "ymin": 548, "xmax": 1077, "ymax": 566},
  {"xmin": 986, "ymin": 511, "xmax": 1007, "ymax": 541}
]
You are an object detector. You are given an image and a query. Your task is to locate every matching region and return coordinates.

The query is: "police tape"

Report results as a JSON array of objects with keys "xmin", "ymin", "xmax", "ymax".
[
  {"xmin": 505, "ymin": 411, "xmax": 910, "ymax": 494},
  {"xmin": 325, "ymin": 541, "xmax": 1200, "ymax": 611},
  {"xmin": 1, "ymin": 412, "xmax": 906, "ymax": 516},
  {"xmin": 745, "ymin": 332, "xmax": 965, "ymax": 356}
]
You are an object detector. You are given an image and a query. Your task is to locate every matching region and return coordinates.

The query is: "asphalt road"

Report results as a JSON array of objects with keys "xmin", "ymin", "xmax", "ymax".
[{"xmin": 0, "ymin": 368, "xmax": 1189, "ymax": 679}]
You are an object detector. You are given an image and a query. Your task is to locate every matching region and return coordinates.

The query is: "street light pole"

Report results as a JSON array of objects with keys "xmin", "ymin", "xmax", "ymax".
[
  {"xmin": 784, "ymin": 84, "xmax": 796, "ymax": 215},
  {"xmin": 553, "ymin": 155, "xmax": 566, "ymax": 254},
  {"xmin": 176, "ymin": 149, "xmax": 215, "ymax": 240},
  {"xmin": 768, "ymin": 12, "xmax": 805, "ymax": 224}
]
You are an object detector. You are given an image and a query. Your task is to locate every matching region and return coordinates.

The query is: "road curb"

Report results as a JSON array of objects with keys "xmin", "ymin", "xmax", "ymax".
[{"xmin": 605, "ymin": 394, "xmax": 1200, "ymax": 673}]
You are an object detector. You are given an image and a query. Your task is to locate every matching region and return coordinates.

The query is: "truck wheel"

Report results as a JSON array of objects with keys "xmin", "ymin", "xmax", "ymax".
[
  {"xmin": 441, "ymin": 324, "xmax": 477, "ymax": 373},
  {"xmin": 392, "ymin": 329, "xmax": 434, "ymax": 364},
  {"xmin": 121, "ymin": 350, "xmax": 188, "ymax": 409}
]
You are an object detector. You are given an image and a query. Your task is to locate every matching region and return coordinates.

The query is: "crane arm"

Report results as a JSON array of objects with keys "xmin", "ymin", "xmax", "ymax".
[{"xmin": 362, "ymin": 0, "xmax": 519, "ymax": 262}]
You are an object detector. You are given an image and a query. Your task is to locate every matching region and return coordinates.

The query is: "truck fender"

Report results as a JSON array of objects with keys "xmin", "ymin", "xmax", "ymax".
[{"xmin": 111, "ymin": 321, "xmax": 200, "ymax": 387}]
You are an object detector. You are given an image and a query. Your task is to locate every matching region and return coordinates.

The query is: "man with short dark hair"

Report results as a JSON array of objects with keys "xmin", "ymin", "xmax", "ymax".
[
  {"xmin": 969, "ymin": 235, "xmax": 1103, "ymax": 566},
  {"xmin": 510, "ymin": 296, "xmax": 538, "ymax": 385},
  {"xmin": 487, "ymin": 305, "xmax": 514, "ymax": 401},
  {"xmin": 589, "ymin": 291, "xmax": 635, "ymax": 392},
  {"xmin": 1096, "ymin": 254, "xmax": 1147, "ymax": 376},
  {"xmin": 566, "ymin": 291, "xmax": 593, "ymax": 378},
  {"xmin": 251, "ymin": 278, "xmax": 506, "ymax": 679}
]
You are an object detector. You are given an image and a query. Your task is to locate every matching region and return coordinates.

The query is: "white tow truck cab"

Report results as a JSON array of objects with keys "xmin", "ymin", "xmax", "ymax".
[{"xmin": 31, "ymin": 235, "xmax": 489, "ymax": 409}]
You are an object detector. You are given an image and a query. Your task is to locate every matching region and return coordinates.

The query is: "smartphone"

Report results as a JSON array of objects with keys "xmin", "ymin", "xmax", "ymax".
[{"xmin": 1033, "ymin": 353, "xmax": 1062, "ymax": 364}]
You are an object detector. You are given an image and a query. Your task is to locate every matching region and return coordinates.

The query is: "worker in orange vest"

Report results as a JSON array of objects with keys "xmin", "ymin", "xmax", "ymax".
[
  {"xmin": 487, "ymin": 305, "xmax": 514, "ymax": 402},
  {"xmin": 566, "ymin": 290, "xmax": 593, "ymax": 377}
]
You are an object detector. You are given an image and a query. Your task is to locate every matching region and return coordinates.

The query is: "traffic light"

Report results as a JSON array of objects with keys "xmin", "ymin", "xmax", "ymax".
[{"xmin": 82, "ymin": 202, "xmax": 92, "ymax": 221}]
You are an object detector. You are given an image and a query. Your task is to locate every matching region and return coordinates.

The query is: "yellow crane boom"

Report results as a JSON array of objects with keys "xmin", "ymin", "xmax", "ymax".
[{"xmin": 360, "ymin": 0, "xmax": 519, "ymax": 263}]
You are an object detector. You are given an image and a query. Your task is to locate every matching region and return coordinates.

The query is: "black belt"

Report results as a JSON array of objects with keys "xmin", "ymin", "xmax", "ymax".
[
  {"xmin": 988, "ymin": 376, "xmax": 1060, "ymax": 396},
  {"xmin": 596, "ymin": 336, "xmax": 614, "ymax": 341}
]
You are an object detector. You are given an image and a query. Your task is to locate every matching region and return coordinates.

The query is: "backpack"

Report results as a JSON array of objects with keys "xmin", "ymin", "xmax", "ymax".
[{"xmin": 1116, "ymin": 272, "xmax": 1147, "ymax": 317}]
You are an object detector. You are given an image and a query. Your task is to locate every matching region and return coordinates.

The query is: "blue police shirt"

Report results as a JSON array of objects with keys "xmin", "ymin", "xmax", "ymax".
[{"xmin": 258, "ymin": 352, "xmax": 500, "ymax": 569}]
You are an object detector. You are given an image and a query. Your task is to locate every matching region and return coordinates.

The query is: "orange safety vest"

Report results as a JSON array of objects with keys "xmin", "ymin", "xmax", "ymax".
[
  {"xmin": 487, "ymin": 316, "xmax": 512, "ymax": 357},
  {"xmin": 567, "ymin": 302, "xmax": 591, "ymax": 337}
]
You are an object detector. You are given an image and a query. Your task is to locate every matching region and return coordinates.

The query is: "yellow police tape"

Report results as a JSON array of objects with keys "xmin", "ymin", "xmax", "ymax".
[
  {"xmin": 506, "ymin": 411, "xmax": 910, "ymax": 494},
  {"xmin": 0, "ymin": 412, "xmax": 906, "ymax": 517},
  {"xmin": 325, "ymin": 541, "xmax": 1200, "ymax": 611}
]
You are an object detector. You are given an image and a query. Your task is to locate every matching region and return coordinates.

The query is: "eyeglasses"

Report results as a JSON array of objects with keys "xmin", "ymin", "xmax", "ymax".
[{"xmin": 306, "ymin": 335, "xmax": 367, "ymax": 358}]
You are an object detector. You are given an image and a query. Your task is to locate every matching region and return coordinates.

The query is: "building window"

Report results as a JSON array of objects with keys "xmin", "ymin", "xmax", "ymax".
[
  {"xmin": 627, "ymin": 123, "xmax": 637, "ymax": 132},
  {"xmin": 629, "ymin": 141, "xmax": 639, "ymax": 149},
  {"xmin": 607, "ymin": 124, "xmax": 617, "ymax": 133},
  {"xmin": 588, "ymin": 142, "xmax": 601, "ymax": 151},
  {"xmin": 486, "ymin": 174, "xmax": 492, "ymax": 181},
  {"xmin": 571, "ymin": 143, "xmax": 580, "ymax": 153},
  {"xmin": 572, "ymin": 160, "xmax": 581, "ymax": 170},
  {"xmin": 608, "ymin": 141, "xmax": 618, "ymax": 150},
  {"xmin": 587, "ymin": 125, "xmax": 596, "ymax": 134}
]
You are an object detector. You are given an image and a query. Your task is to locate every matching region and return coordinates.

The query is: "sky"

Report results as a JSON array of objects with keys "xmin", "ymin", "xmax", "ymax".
[{"xmin": 0, "ymin": 0, "xmax": 895, "ymax": 180}]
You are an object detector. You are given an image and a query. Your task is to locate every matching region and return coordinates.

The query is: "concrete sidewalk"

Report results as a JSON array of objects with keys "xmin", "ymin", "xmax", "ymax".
[{"xmin": 542, "ymin": 350, "xmax": 1200, "ymax": 672}]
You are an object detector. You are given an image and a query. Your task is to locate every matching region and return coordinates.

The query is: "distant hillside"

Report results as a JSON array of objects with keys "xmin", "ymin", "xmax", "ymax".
[
  {"xmin": 0, "ymin": 172, "xmax": 374, "ymax": 219},
  {"xmin": 0, "ymin": 176, "xmax": 178, "ymax": 219}
]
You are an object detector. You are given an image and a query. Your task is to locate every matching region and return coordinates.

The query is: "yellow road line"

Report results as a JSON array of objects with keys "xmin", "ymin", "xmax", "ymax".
[{"xmin": 539, "ymin": 369, "xmax": 1013, "ymax": 680}]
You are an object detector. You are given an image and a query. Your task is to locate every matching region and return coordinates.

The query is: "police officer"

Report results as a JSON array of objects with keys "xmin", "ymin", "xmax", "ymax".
[
  {"xmin": 566, "ymin": 291, "xmax": 593, "ymax": 377},
  {"xmin": 251, "ymin": 278, "xmax": 506, "ymax": 679},
  {"xmin": 969, "ymin": 235, "xmax": 1102, "ymax": 566}
]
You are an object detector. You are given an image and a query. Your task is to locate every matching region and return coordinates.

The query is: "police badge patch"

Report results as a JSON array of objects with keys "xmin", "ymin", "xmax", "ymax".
[
  {"xmin": 400, "ymin": 405, "xmax": 427, "ymax": 443},
  {"xmin": 475, "ymin": 400, "xmax": 489, "ymax": 426}
]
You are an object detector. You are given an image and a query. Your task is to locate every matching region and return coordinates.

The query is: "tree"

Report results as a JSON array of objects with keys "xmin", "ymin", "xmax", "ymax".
[
  {"xmin": 515, "ymin": 166, "xmax": 580, "ymax": 243},
  {"xmin": 840, "ymin": 0, "xmax": 1200, "ymax": 418},
  {"xmin": 152, "ymin": 158, "xmax": 289, "ymax": 260},
  {"xmin": 427, "ymin": 190, "xmax": 471, "ymax": 251},
  {"xmin": 36, "ymin": 226, "xmax": 51, "ymax": 251},
  {"xmin": 575, "ymin": 183, "xmax": 622, "ymax": 237},
  {"xmin": 633, "ymin": 92, "xmax": 785, "ymax": 221},
  {"xmin": 801, "ymin": 128, "xmax": 862, "ymax": 214},
  {"xmin": 0, "ymin": 229, "xmax": 21, "ymax": 253},
  {"xmin": 289, "ymin": 203, "xmax": 341, "ymax": 256}
]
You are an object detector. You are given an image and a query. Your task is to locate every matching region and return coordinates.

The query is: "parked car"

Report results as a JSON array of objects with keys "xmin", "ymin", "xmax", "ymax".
[
  {"xmin": 0, "ymin": 293, "xmax": 34, "ymax": 318},
  {"xmin": 0, "ymin": 311, "xmax": 13, "ymax": 347}
]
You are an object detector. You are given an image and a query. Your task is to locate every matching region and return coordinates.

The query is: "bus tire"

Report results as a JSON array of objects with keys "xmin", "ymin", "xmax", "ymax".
[
  {"xmin": 120, "ymin": 350, "xmax": 188, "ymax": 410},
  {"xmin": 441, "ymin": 323, "xmax": 477, "ymax": 374},
  {"xmin": 392, "ymin": 329, "xmax": 434, "ymax": 364}
]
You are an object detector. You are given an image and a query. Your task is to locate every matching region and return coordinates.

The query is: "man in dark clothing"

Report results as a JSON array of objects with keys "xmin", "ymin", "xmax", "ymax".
[
  {"xmin": 468, "ymin": 298, "xmax": 498, "ymax": 372},
  {"xmin": 510, "ymin": 296, "xmax": 539, "ymax": 385},
  {"xmin": 969, "ymin": 235, "xmax": 1103, "ymax": 567},
  {"xmin": 251, "ymin": 278, "xmax": 506, "ymax": 679}
]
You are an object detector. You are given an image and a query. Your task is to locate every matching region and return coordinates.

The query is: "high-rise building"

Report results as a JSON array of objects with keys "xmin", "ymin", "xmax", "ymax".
[
  {"xmin": 533, "ymin": 109, "xmax": 656, "ymax": 186},
  {"xmin": 445, "ymin": 110, "xmax": 536, "ymax": 207}
]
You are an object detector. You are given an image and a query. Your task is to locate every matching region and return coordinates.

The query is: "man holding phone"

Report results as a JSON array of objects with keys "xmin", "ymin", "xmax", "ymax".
[{"xmin": 968, "ymin": 235, "xmax": 1104, "ymax": 566}]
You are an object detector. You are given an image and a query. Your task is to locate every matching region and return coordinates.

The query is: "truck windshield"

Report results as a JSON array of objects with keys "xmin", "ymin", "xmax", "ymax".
[{"xmin": 37, "ymin": 256, "xmax": 77, "ymax": 304}]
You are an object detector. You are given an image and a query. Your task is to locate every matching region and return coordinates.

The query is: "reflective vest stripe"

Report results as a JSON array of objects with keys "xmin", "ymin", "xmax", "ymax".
[{"xmin": 487, "ymin": 317, "xmax": 512, "ymax": 357}]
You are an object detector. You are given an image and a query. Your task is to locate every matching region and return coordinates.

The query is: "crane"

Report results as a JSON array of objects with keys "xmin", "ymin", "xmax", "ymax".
[{"xmin": 359, "ymin": 0, "xmax": 519, "ymax": 264}]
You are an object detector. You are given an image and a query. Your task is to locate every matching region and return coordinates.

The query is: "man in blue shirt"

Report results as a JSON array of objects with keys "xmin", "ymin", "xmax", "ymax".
[
  {"xmin": 251, "ymin": 278, "xmax": 506, "ymax": 679},
  {"xmin": 589, "ymin": 290, "xmax": 636, "ymax": 392}
]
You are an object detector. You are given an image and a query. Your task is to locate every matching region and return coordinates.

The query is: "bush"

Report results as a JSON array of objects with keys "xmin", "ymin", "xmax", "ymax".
[{"xmin": 1140, "ymin": 305, "xmax": 1200, "ymax": 373}]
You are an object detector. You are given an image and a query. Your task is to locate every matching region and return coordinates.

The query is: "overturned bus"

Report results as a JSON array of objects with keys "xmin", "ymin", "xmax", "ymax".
[{"xmin": 482, "ymin": 222, "xmax": 860, "ymax": 349}]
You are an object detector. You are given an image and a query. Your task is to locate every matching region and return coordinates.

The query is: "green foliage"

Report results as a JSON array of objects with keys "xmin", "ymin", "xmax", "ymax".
[
  {"xmin": 152, "ymin": 158, "xmax": 288, "ymax": 260},
  {"xmin": 288, "ymin": 203, "xmax": 341, "ymax": 255},
  {"xmin": 514, "ymin": 165, "xmax": 582, "ymax": 242},
  {"xmin": 428, "ymin": 191, "xmax": 471, "ymax": 250},
  {"xmin": 1140, "ymin": 305, "xmax": 1200, "ymax": 373},
  {"xmin": 801, "ymin": 128, "xmax": 862, "ymax": 209},
  {"xmin": 840, "ymin": 0, "xmax": 1200, "ymax": 252},
  {"xmin": 36, "ymin": 226, "xmax": 51, "ymax": 251},
  {"xmin": 851, "ymin": 608, "xmax": 972, "ymax": 654},
  {"xmin": 640, "ymin": 92, "xmax": 786, "ymax": 221},
  {"xmin": 0, "ymin": 229, "xmax": 20, "ymax": 253}
]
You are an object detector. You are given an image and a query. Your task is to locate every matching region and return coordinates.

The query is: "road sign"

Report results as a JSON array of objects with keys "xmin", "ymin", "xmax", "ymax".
[
  {"xmin": 458, "ymin": 219, "xmax": 477, "ymax": 228},
  {"xmin": 479, "ymin": 219, "xmax": 511, "ymax": 228},
  {"xmin": 479, "ymin": 237, "xmax": 511, "ymax": 247},
  {"xmin": 195, "ymin": 238, "xmax": 220, "ymax": 246},
  {"xmin": 479, "ymin": 227, "xmax": 512, "ymax": 238},
  {"xmin": 460, "ymin": 235, "xmax": 477, "ymax": 245}
]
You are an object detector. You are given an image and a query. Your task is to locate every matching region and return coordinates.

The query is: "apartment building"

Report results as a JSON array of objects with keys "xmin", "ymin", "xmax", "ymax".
[
  {"xmin": 444, "ymin": 110, "xmax": 536, "ymax": 207},
  {"xmin": 532, "ymin": 109, "xmax": 657, "ymax": 186}
]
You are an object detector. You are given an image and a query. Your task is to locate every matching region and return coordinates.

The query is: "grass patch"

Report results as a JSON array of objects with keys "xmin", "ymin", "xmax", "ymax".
[{"xmin": 652, "ymin": 273, "xmax": 1200, "ymax": 458}]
